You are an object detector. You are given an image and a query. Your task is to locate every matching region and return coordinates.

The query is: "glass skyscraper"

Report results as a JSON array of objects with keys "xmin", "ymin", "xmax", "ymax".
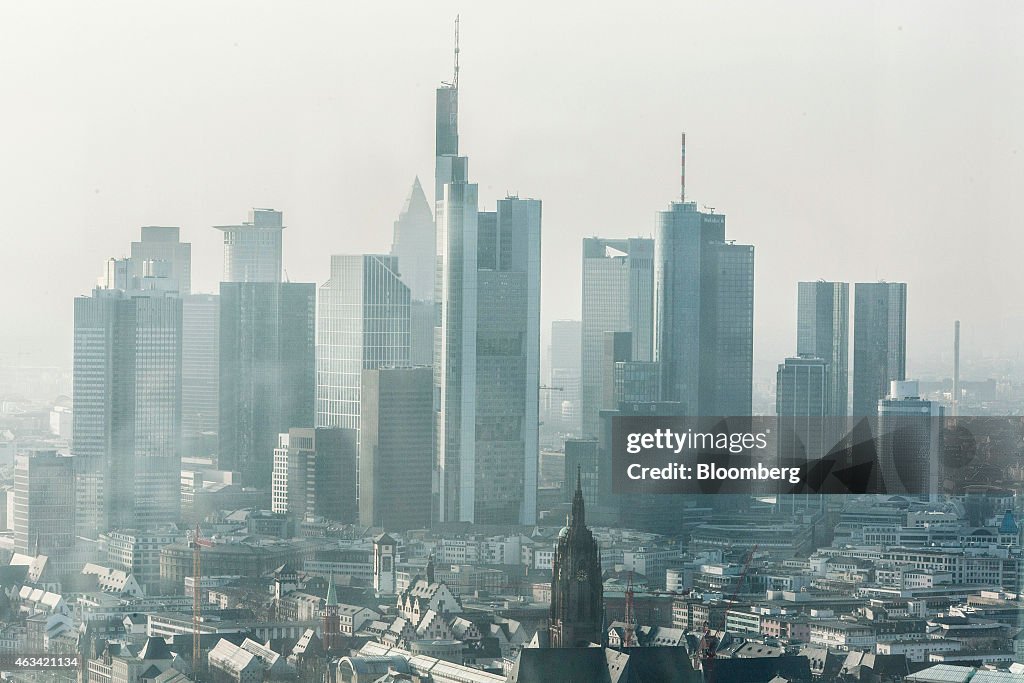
[
  {"xmin": 181, "ymin": 293, "xmax": 219, "ymax": 450},
  {"xmin": 797, "ymin": 281, "xmax": 849, "ymax": 417},
  {"xmin": 580, "ymin": 238, "xmax": 653, "ymax": 437},
  {"xmin": 852, "ymin": 282, "xmax": 907, "ymax": 417},
  {"xmin": 316, "ymin": 254, "xmax": 410, "ymax": 504},
  {"xmin": 655, "ymin": 201, "xmax": 754, "ymax": 416},
  {"xmin": 219, "ymin": 282, "xmax": 315, "ymax": 489},
  {"xmin": 316, "ymin": 254, "xmax": 411, "ymax": 433},
  {"xmin": 73, "ymin": 287, "xmax": 183, "ymax": 536},
  {"xmin": 878, "ymin": 380, "xmax": 942, "ymax": 497},
  {"xmin": 434, "ymin": 77, "xmax": 541, "ymax": 525}
]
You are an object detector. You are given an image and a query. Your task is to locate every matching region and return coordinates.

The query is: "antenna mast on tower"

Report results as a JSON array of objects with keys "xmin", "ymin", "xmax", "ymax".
[
  {"xmin": 453, "ymin": 15, "xmax": 460, "ymax": 89},
  {"xmin": 680, "ymin": 132, "xmax": 686, "ymax": 203},
  {"xmin": 442, "ymin": 16, "xmax": 460, "ymax": 89}
]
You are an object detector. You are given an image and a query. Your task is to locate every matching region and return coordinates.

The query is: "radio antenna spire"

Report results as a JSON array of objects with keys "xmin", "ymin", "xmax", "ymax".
[{"xmin": 453, "ymin": 16, "xmax": 460, "ymax": 89}]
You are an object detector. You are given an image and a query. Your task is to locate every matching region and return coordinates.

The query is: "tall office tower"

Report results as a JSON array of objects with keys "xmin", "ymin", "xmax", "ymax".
[
  {"xmin": 878, "ymin": 380, "xmax": 942, "ymax": 497},
  {"xmin": 433, "ymin": 38, "xmax": 542, "ymax": 525},
  {"xmin": 181, "ymin": 294, "xmax": 219, "ymax": 452},
  {"xmin": 130, "ymin": 226, "xmax": 192, "ymax": 294},
  {"xmin": 655, "ymin": 201, "xmax": 754, "ymax": 416},
  {"xmin": 391, "ymin": 179, "xmax": 437, "ymax": 367},
  {"xmin": 434, "ymin": 58, "xmax": 462, "ymax": 203},
  {"xmin": 214, "ymin": 208, "xmax": 285, "ymax": 283},
  {"xmin": 358, "ymin": 366, "xmax": 434, "ymax": 530},
  {"xmin": 391, "ymin": 177, "xmax": 436, "ymax": 302},
  {"xmin": 549, "ymin": 320, "xmax": 582, "ymax": 433},
  {"xmin": 219, "ymin": 282, "xmax": 315, "ymax": 489},
  {"xmin": 776, "ymin": 356, "xmax": 830, "ymax": 515},
  {"xmin": 13, "ymin": 451, "xmax": 75, "ymax": 572},
  {"xmin": 73, "ymin": 288, "xmax": 182, "ymax": 536},
  {"xmin": 852, "ymin": 282, "xmax": 907, "ymax": 417},
  {"xmin": 797, "ymin": 281, "xmax": 850, "ymax": 416},
  {"xmin": 436, "ymin": 189, "xmax": 542, "ymax": 524},
  {"xmin": 316, "ymin": 254, "xmax": 410, "ymax": 432},
  {"xmin": 271, "ymin": 427, "xmax": 356, "ymax": 523},
  {"xmin": 580, "ymin": 238, "xmax": 654, "ymax": 437},
  {"xmin": 776, "ymin": 356, "xmax": 829, "ymax": 452}
]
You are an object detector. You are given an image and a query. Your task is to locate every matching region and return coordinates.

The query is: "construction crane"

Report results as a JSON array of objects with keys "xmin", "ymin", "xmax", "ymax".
[
  {"xmin": 623, "ymin": 571, "xmax": 638, "ymax": 647},
  {"xmin": 189, "ymin": 524, "xmax": 214, "ymax": 676}
]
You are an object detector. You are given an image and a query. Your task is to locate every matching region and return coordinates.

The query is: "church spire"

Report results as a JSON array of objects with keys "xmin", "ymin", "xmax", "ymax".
[
  {"xmin": 571, "ymin": 465, "xmax": 585, "ymax": 528},
  {"xmin": 325, "ymin": 572, "xmax": 338, "ymax": 607}
]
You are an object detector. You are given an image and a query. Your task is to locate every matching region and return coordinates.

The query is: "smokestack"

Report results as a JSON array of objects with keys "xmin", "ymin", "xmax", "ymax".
[
  {"xmin": 953, "ymin": 320, "xmax": 961, "ymax": 417},
  {"xmin": 680, "ymin": 132, "xmax": 686, "ymax": 203}
]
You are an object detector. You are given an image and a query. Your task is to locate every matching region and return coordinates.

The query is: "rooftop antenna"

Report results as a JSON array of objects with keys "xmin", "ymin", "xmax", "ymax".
[
  {"xmin": 441, "ymin": 16, "xmax": 460, "ymax": 89},
  {"xmin": 680, "ymin": 132, "xmax": 686, "ymax": 203}
]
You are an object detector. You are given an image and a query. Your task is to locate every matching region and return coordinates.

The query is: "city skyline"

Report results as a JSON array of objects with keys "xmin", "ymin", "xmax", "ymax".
[
  {"xmin": 4, "ymin": 7, "xmax": 1024, "ymax": 682},
  {"xmin": 2, "ymin": 3, "xmax": 1021, "ymax": 390}
]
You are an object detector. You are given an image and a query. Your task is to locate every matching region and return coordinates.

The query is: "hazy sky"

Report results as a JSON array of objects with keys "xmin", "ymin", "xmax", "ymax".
[{"xmin": 2, "ymin": 1, "xmax": 1022, "ymax": 387}]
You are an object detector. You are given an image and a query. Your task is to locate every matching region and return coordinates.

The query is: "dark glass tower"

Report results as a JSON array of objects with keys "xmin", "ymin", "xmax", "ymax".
[
  {"xmin": 852, "ymin": 282, "xmax": 907, "ymax": 417},
  {"xmin": 219, "ymin": 282, "xmax": 315, "ymax": 489},
  {"xmin": 797, "ymin": 281, "xmax": 849, "ymax": 416},
  {"xmin": 358, "ymin": 366, "xmax": 434, "ymax": 530},
  {"xmin": 655, "ymin": 202, "xmax": 754, "ymax": 416}
]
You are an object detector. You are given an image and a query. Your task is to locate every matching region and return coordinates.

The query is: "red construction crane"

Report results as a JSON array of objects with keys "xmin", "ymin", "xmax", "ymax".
[{"xmin": 189, "ymin": 524, "xmax": 214, "ymax": 676}]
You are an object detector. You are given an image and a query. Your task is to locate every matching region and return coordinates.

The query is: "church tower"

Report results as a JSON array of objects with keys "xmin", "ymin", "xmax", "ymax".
[
  {"xmin": 323, "ymin": 573, "xmax": 340, "ymax": 651},
  {"xmin": 549, "ymin": 468, "xmax": 604, "ymax": 647},
  {"xmin": 374, "ymin": 533, "xmax": 397, "ymax": 596}
]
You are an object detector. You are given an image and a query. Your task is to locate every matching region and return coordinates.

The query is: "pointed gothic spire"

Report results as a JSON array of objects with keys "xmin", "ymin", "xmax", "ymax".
[
  {"xmin": 571, "ymin": 465, "xmax": 585, "ymax": 528},
  {"xmin": 325, "ymin": 572, "xmax": 338, "ymax": 607}
]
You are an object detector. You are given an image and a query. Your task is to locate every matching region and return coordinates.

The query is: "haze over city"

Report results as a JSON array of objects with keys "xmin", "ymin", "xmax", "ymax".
[{"xmin": 2, "ymin": 0, "xmax": 1023, "ymax": 384}]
